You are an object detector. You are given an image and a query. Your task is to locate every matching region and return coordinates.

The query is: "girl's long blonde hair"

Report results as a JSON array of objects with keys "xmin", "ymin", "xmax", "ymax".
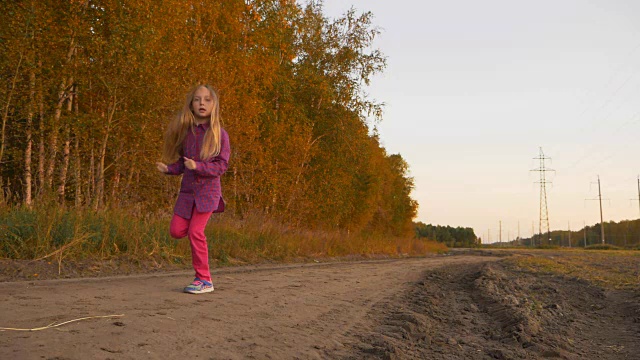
[{"xmin": 162, "ymin": 84, "xmax": 222, "ymax": 163}]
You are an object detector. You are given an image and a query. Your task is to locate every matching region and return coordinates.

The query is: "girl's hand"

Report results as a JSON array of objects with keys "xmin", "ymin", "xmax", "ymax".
[
  {"xmin": 156, "ymin": 162, "xmax": 168, "ymax": 173},
  {"xmin": 183, "ymin": 157, "xmax": 197, "ymax": 170}
]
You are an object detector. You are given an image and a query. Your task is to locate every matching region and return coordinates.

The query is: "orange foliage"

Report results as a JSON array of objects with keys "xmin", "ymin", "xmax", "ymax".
[{"xmin": 0, "ymin": 0, "xmax": 416, "ymax": 238}]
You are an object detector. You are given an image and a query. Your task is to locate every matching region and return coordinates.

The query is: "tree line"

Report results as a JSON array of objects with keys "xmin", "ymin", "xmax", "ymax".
[
  {"xmin": 0, "ymin": 0, "xmax": 417, "ymax": 236},
  {"xmin": 414, "ymin": 222, "xmax": 479, "ymax": 248},
  {"xmin": 518, "ymin": 219, "xmax": 640, "ymax": 248}
]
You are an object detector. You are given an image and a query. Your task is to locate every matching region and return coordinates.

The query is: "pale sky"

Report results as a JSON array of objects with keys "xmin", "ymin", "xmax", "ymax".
[{"xmin": 321, "ymin": 0, "xmax": 640, "ymax": 242}]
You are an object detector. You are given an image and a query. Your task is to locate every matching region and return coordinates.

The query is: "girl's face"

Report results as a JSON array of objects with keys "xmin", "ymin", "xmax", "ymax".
[{"xmin": 191, "ymin": 86, "xmax": 215, "ymax": 121}]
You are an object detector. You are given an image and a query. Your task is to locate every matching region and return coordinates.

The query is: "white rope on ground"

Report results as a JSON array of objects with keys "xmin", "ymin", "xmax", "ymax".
[{"xmin": 0, "ymin": 314, "xmax": 124, "ymax": 332}]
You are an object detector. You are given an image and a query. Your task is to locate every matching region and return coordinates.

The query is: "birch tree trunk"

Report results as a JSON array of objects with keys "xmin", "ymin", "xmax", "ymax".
[
  {"xmin": 74, "ymin": 133, "xmax": 81, "ymax": 207},
  {"xmin": 94, "ymin": 95, "xmax": 116, "ymax": 210},
  {"xmin": 125, "ymin": 163, "xmax": 134, "ymax": 192},
  {"xmin": 46, "ymin": 78, "xmax": 67, "ymax": 188},
  {"xmin": 74, "ymin": 85, "xmax": 81, "ymax": 208},
  {"xmin": 24, "ymin": 68, "xmax": 36, "ymax": 207},
  {"xmin": 111, "ymin": 171, "xmax": 120, "ymax": 201},
  {"xmin": 0, "ymin": 52, "xmax": 23, "ymax": 174},
  {"xmin": 58, "ymin": 82, "xmax": 74, "ymax": 203},
  {"xmin": 285, "ymin": 133, "xmax": 324, "ymax": 212},
  {"xmin": 37, "ymin": 65, "xmax": 45, "ymax": 197},
  {"xmin": 87, "ymin": 146, "xmax": 94, "ymax": 206},
  {"xmin": 46, "ymin": 36, "xmax": 76, "ymax": 188}
]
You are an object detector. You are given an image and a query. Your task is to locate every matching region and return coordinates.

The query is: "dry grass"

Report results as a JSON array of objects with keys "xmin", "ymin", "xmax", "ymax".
[
  {"xmin": 507, "ymin": 249, "xmax": 640, "ymax": 290},
  {"xmin": 195, "ymin": 212, "xmax": 447, "ymax": 265},
  {"xmin": 0, "ymin": 205, "xmax": 447, "ymax": 270}
]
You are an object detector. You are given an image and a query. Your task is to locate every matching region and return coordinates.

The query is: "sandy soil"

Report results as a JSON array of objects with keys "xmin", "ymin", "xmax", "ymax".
[{"xmin": 0, "ymin": 253, "xmax": 638, "ymax": 359}]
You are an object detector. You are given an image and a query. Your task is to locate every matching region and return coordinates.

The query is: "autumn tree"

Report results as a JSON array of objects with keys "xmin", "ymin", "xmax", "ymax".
[{"xmin": 0, "ymin": 0, "xmax": 419, "ymax": 237}]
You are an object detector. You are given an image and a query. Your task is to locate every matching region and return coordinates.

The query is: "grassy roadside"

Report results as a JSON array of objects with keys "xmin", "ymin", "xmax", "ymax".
[
  {"xmin": 0, "ymin": 205, "xmax": 447, "ymax": 279},
  {"xmin": 505, "ymin": 249, "xmax": 640, "ymax": 290}
]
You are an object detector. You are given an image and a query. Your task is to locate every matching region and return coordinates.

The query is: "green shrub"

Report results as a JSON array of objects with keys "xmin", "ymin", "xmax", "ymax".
[{"xmin": 585, "ymin": 244, "xmax": 623, "ymax": 250}]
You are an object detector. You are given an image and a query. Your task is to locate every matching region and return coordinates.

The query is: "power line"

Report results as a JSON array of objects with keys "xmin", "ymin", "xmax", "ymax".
[
  {"xmin": 564, "ymin": 111, "xmax": 640, "ymax": 173},
  {"xmin": 570, "ymin": 40, "xmax": 640, "ymax": 119},
  {"xmin": 546, "ymin": 41, "xmax": 640, "ymax": 171}
]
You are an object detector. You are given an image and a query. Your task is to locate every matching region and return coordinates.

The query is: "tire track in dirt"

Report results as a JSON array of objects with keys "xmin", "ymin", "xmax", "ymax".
[
  {"xmin": 336, "ymin": 259, "xmax": 640, "ymax": 360},
  {"xmin": 0, "ymin": 256, "xmax": 498, "ymax": 360}
]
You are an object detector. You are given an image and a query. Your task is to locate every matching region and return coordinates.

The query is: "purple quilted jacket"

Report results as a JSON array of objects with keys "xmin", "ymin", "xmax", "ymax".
[{"xmin": 166, "ymin": 123, "xmax": 230, "ymax": 219}]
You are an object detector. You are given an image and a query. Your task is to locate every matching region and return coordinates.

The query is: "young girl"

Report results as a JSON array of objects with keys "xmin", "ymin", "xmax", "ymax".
[{"xmin": 156, "ymin": 84, "xmax": 230, "ymax": 294}]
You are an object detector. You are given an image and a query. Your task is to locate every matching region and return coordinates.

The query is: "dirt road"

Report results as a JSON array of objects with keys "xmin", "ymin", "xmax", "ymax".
[{"xmin": 1, "ymin": 254, "xmax": 638, "ymax": 359}]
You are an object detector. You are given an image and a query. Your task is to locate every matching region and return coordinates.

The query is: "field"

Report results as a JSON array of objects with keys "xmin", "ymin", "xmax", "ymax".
[{"xmin": 0, "ymin": 249, "xmax": 638, "ymax": 359}]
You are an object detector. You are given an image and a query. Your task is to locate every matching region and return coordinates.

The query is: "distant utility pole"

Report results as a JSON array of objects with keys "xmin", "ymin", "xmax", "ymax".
[
  {"xmin": 597, "ymin": 176, "xmax": 605, "ymax": 244},
  {"xmin": 586, "ymin": 175, "xmax": 607, "ymax": 245},
  {"xmin": 531, "ymin": 147, "xmax": 554, "ymax": 245},
  {"xmin": 568, "ymin": 221, "xmax": 571, "ymax": 248},
  {"xmin": 637, "ymin": 176, "xmax": 640, "ymax": 216},
  {"xmin": 625, "ymin": 222, "xmax": 629, "ymax": 248},
  {"xmin": 499, "ymin": 220, "xmax": 502, "ymax": 245},
  {"xmin": 583, "ymin": 221, "xmax": 587, "ymax": 248},
  {"xmin": 632, "ymin": 176, "xmax": 640, "ymax": 219},
  {"xmin": 518, "ymin": 221, "xmax": 521, "ymax": 246},
  {"xmin": 628, "ymin": 177, "xmax": 640, "ymax": 245},
  {"xmin": 637, "ymin": 176, "xmax": 640, "ymax": 217},
  {"xmin": 531, "ymin": 221, "xmax": 535, "ymax": 247}
]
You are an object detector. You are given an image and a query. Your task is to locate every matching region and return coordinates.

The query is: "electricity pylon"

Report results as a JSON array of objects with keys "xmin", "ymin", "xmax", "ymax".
[{"xmin": 531, "ymin": 148, "xmax": 554, "ymax": 245}]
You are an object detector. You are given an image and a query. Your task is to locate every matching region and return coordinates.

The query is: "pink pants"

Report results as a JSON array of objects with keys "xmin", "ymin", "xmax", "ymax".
[{"xmin": 169, "ymin": 206, "xmax": 214, "ymax": 282}]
